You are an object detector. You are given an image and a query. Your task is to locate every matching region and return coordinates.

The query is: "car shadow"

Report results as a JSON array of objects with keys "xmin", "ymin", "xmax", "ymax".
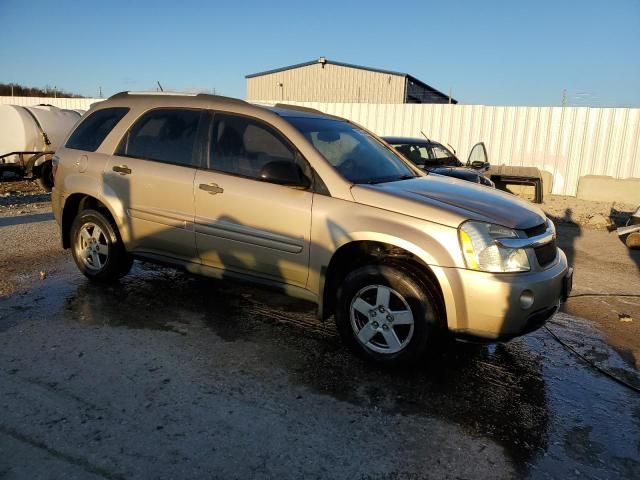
[{"xmin": 0, "ymin": 212, "xmax": 53, "ymax": 227}]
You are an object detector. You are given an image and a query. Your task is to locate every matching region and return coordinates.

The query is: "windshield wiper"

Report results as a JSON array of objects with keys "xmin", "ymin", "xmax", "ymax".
[{"xmin": 358, "ymin": 174, "xmax": 417, "ymax": 185}]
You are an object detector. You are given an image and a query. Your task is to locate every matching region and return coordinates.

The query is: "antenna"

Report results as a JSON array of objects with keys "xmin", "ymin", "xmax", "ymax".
[
  {"xmin": 157, "ymin": 81, "xmax": 164, "ymax": 92},
  {"xmin": 420, "ymin": 131, "xmax": 431, "ymax": 143}
]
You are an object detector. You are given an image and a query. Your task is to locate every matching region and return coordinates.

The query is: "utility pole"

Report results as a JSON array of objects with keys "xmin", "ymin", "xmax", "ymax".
[
  {"xmin": 11, "ymin": 84, "xmax": 14, "ymax": 97},
  {"xmin": 561, "ymin": 89, "xmax": 567, "ymax": 108},
  {"xmin": 99, "ymin": 86, "xmax": 103, "ymax": 98},
  {"xmin": 448, "ymin": 87, "xmax": 452, "ymax": 105}
]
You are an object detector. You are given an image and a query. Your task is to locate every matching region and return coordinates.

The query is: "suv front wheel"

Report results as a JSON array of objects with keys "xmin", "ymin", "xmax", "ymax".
[
  {"xmin": 336, "ymin": 263, "xmax": 442, "ymax": 366},
  {"xmin": 70, "ymin": 209, "xmax": 133, "ymax": 281}
]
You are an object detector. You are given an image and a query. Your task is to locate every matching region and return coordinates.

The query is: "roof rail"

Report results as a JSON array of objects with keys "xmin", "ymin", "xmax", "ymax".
[
  {"xmin": 108, "ymin": 91, "xmax": 249, "ymax": 106},
  {"xmin": 109, "ymin": 91, "xmax": 199, "ymax": 99},
  {"xmin": 195, "ymin": 93, "xmax": 248, "ymax": 105},
  {"xmin": 273, "ymin": 103, "xmax": 324, "ymax": 115}
]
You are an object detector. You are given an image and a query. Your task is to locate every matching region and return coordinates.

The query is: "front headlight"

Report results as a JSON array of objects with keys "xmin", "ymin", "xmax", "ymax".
[{"xmin": 458, "ymin": 221, "xmax": 530, "ymax": 272}]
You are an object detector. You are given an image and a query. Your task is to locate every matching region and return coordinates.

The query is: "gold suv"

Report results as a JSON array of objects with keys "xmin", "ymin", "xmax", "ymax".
[{"xmin": 52, "ymin": 92, "xmax": 572, "ymax": 365}]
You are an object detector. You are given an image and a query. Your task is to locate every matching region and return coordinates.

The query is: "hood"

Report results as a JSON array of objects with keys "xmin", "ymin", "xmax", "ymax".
[
  {"xmin": 429, "ymin": 167, "xmax": 481, "ymax": 182},
  {"xmin": 351, "ymin": 175, "xmax": 546, "ymax": 230}
]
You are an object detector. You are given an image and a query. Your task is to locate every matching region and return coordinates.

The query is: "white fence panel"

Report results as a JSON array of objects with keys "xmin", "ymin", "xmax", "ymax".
[
  {"xmin": 3, "ymin": 96, "xmax": 637, "ymax": 197},
  {"xmin": 258, "ymin": 100, "xmax": 640, "ymax": 196},
  {"xmin": 0, "ymin": 96, "xmax": 102, "ymax": 110}
]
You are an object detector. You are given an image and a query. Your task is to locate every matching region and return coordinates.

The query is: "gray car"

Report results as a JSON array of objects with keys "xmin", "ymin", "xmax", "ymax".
[{"xmin": 384, "ymin": 136, "xmax": 495, "ymax": 187}]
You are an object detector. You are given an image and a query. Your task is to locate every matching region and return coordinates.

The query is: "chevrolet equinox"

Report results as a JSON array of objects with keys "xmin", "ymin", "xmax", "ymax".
[{"xmin": 52, "ymin": 92, "xmax": 572, "ymax": 365}]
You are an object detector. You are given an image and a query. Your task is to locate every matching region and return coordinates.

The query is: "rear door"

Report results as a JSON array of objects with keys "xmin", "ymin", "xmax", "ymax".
[
  {"xmin": 193, "ymin": 112, "xmax": 313, "ymax": 287},
  {"xmin": 104, "ymin": 108, "xmax": 205, "ymax": 261}
]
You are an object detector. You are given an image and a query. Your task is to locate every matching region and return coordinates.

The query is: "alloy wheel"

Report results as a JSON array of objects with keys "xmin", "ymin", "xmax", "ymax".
[
  {"xmin": 76, "ymin": 222, "xmax": 110, "ymax": 271},
  {"xmin": 349, "ymin": 284, "xmax": 415, "ymax": 354}
]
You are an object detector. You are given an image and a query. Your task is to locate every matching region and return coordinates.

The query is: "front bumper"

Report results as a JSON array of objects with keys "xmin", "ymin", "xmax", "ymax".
[{"xmin": 443, "ymin": 249, "xmax": 570, "ymax": 341}]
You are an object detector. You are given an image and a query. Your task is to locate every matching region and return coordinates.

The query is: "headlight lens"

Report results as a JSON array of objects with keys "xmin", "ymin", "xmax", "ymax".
[{"xmin": 458, "ymin": 221, "xmax": 530, "ymax": 272}]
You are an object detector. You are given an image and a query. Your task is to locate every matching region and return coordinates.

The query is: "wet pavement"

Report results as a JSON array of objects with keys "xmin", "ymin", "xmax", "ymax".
[{"xmin": 1, "ymin": 252, "xmax": 639, "ymax": 479}]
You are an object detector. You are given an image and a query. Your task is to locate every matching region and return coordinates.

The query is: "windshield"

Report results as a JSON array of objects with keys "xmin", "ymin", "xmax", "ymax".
[
  {"xmin": 285, "ymin": 117, "xmax": 418, "ymax": 184},
  {"xmin": 392, "ymin": 142, "xmax": 461, "ymax": 168}
]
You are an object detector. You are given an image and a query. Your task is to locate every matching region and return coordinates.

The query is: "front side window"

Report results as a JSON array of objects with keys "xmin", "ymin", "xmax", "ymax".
[
  {"xmin": 66, "ymin": 107, "xmax": 129, "ymax": 152},
  {"xmin": 286, "ymin": 117, "xmax": 417, "ymax": 184},
  {"xmin": 209, "ymin": 113, "xmax": 302, "ymax": 181},
  {"xmin": 116, "ymin": 109, "xmax": 201, "ymax": 167},
  {"xmin": 430, "ymin": 144, "xmax": 459, "ymax": 166}
]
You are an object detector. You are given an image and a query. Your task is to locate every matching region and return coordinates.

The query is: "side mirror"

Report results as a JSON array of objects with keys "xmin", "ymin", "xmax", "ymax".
[
  {"xmin": 260, "ymin": 160, "xmax": 311, "ymax": 188},
  {"xmin": 470, "ymin": 160, "xmax": 489, "ymax": 170}
]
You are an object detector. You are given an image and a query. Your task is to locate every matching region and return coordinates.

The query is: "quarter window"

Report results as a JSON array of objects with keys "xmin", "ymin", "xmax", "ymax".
[
  {"xmin": 65, "ymin": 107, "xmax": 129, "ymax": 152},
  {"xmin": 209, "ymin": 113, "xmax": 300, "ymax": 180},
  {"xmin": 117, "ymin": 109, "xmax": 202, "ymax": 167}
]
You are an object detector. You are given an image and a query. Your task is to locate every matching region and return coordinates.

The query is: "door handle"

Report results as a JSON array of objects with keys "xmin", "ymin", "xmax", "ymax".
[
  {"xmin": 199, "ymin": 183, "xmax": 224, "ymax": 195},
  {"xmin": 113, "ymin": 165, "xmax": 131, "ymax": 175}
]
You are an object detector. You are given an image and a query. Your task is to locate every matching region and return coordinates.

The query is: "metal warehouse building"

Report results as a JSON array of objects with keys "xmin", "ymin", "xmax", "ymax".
[{"xmin": 246, "ymin": 57, "xmax": 457, "ymax": 104}]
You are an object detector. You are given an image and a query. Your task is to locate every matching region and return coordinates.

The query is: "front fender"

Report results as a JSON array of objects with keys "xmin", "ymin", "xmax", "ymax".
[{"xmin": 308, "ymin": 195, "xmax": 463, "ymax": 324}]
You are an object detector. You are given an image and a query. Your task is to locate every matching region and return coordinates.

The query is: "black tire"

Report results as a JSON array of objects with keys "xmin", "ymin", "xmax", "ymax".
[
  {"xmin": 37, "ymin": 160, "xmax": 54, "ymax": 191},
  {"xmin": 70, "ymin": 209, "xmax": 133, "ymax": 282},
  {"xmin": 335, "ymin": 263, "xmax": 443, "ymax": 366}
]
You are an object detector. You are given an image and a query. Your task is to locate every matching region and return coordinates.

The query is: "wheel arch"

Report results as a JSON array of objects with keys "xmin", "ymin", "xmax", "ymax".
[
  {"xmin": 61, "ymin": 192, "xmax": 124, "ymax": 249},
  {"xmin": 319, "ymin": 239, "xmax": 447, "ymax": 326}
]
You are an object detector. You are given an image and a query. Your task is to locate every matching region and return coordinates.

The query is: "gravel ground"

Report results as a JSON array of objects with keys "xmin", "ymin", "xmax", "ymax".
[
  {"xmin": 542, "ymin": 195, "xmax": 637, "ymax": 230},
  {"xmin": 0, "ymin": 179, "xmax": 51, "ymax": 215}
]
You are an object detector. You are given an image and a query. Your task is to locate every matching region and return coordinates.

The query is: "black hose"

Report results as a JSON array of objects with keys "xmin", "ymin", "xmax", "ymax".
[
  {"xmin": 568, "ymin": 293, "xmax": 640, "ymax": 299},
  {"xmin": 544, "ymin": 324, "xmax": 640, "ymax": 394}
]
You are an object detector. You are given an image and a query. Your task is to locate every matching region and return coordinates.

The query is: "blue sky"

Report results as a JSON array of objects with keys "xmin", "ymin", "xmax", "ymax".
[{"xmin": 1, "ymin": 0, "xmax": 638, "ymax": 106}]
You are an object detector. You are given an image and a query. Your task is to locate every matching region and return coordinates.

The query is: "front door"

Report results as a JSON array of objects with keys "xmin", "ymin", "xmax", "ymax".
[
  {"xmin": 104, "ymin": 108, "xmax": 205, "ymax": 261},
  {"xmin": 194, "ymin": 112, "xmax": 313, "ymax": 287},
  {"xmin": 467, "ymin": 142, "xmax": 489, "ymax": 170}
]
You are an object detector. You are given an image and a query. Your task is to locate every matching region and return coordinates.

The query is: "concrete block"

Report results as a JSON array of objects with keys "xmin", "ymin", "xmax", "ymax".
[
  {"xmin": 540, "ymin": 170, "xmax": 553, "ymax": 196},
  {"xmin": 577, "ymin": 175, "xmax": 640, "ymax": 204}
]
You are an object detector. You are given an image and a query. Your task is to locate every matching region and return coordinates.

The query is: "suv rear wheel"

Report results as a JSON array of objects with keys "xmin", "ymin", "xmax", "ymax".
[
  {"xmin": 70, "ymin": 209, "xmax": 132, "ymax": 281},
  {"xmin": 336, "ymin": 263, "xmax": 441, "ymax": 366},
  {"xmin": 36, "ymin": 160, "xmax": 54, "ymax": 192}
]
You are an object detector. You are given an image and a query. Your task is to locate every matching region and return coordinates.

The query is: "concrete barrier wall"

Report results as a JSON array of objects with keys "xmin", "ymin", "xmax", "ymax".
[
  {"xmin": 577, "ymin": 176, "xmax": 640, "ymax": 204},
  {"xmin": 256, "ymin": 100, "xmax": 640, "ymax": 198}
]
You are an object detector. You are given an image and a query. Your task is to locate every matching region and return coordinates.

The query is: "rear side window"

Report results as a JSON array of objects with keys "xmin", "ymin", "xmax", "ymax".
[
  {"xmin": 65, "ymin": 107, "xmax": 129, "ymax": 152},
  {"xmin": 116, "ymin": 109, "xmax": 201, "ymax": 167}
]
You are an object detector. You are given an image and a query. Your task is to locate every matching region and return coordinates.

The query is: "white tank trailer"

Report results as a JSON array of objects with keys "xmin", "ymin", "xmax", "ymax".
[{"xmin": 0, "ymin": 104, "xmax": 84, "ymax": 190}]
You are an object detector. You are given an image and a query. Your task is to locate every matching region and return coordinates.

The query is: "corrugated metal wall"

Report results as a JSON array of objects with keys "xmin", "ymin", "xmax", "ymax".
[
  {"xmin": 247, "ymin": 63, "xmax": 406, "ymax": 103},
  {"xmin": 0, "ymin": 96, "xmax": 101, "ymax": 110},
  {"xmin": 256, "ymin": 101, "xmax": 640, "ymax": 196}
]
